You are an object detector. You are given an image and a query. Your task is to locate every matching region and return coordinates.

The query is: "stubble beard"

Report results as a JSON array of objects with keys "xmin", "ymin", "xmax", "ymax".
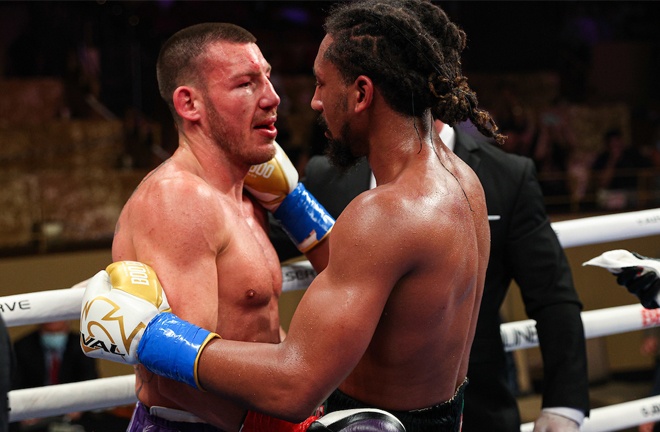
[{"xmin": 206, "ymin": 101, "xmax": 275, "ymax": 166}]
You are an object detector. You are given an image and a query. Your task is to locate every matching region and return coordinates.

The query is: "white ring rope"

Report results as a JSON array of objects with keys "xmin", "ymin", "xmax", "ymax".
[
  {"xmin": 3, "ymin": 208, "xmax": 660, "ymax": 429},
  {"xmin": 6, "ymin": 304, "xmax": 657, "ymax": 423},
  {"xmin": 502, "ymin": 304, "xmax": 660, "ymax": 352},
  {"xmin": 521, "ymin": 395, "xmax": 660, "ymax": 432},
  {"xmin": 552, "ymin": 207, "xmax": 660, "ymax": 248},
  {"xmin": 0, "ymin": 261, "xmax": 318, "ymax": 327},
  {"xmin": 1, "ymin": 288, "xmax": 85, "ymax": 328},
  {"xmin": 8, "ymin": 376, "xmax": 136, "ymax": 422}
]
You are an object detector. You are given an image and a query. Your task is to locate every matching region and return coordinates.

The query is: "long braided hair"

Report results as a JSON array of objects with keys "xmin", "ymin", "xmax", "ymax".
[{"xmin": 323, "ymin": 0, "xmax": 505, "ymax": 145}]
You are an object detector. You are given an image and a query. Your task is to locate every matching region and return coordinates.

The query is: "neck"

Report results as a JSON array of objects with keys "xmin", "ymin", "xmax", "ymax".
[
  {"xmin": 366, "ymin": 110, "xmax": 435, "ymax": 185},
  {"xmin": 173, "ymin": 133, "xmax": 248, "ymax": 198}
]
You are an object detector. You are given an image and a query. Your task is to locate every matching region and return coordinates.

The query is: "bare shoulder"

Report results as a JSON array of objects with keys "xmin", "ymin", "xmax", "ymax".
[
  {"xmin": 130, "ymin": 163, "xmax": 222, "ymax": 219},
  {"xmin": 329, "ymin": 185, "xmax": 432, "ymax": 271},
  {"xmin": 117, "ymin": 162, "xmax": 231, "ymax": 246}
]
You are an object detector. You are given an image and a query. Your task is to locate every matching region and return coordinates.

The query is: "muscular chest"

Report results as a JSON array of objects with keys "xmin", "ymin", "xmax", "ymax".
[{"xmin": 216, "ymin": 211, "xmax": 283, "ymax": 309}]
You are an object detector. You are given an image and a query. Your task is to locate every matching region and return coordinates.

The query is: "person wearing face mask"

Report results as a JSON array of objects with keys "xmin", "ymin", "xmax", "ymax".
[{"xmin": 10, "ymin": 321, "xmax": 98, "ymax": 432}]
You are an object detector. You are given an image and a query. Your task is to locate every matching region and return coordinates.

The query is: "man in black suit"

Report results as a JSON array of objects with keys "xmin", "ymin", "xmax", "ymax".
[{"xmin": 271, "ymin": 120, "xmax": 589, "ymax": 431}]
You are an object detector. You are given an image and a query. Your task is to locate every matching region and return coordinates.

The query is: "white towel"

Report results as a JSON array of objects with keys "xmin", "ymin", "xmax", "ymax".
[
  {"xmin": 584, "ymin": 249, "xmax": 660, "ymax": 307},
  {"xmin": 582, "ymin": 249, "xmax": 660, "ymax": 276}
]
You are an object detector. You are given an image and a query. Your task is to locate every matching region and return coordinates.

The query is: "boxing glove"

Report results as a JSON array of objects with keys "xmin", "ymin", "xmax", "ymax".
[
  {"xmin": 80, "ymin": 261, "xmax": 218, "ymax": 389},
  {"xmin": 307, "ymin": 409, "xmax": 406, "ymax": 432},
  {"xmin": 245, "ymin": 142, "xmax": 334, "ymax": 253},
  {"xmin": 80, "ymin": 261, "xmax": 172, "ymax": 364}
]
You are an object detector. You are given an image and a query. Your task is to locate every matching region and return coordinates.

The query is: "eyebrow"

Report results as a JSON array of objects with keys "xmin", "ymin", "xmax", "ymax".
[{"xmin": 230, "ymin": 61, "xmax": 272, "ymax": 81}]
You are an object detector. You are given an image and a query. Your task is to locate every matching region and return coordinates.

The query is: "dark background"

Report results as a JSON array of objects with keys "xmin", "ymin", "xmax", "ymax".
[{"xmin": 2, "ymin": 1, "xmax": 659, "ymax": 137}]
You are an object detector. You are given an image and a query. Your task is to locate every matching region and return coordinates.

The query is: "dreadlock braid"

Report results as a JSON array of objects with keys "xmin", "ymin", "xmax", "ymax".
[{"xmin": 324, "ymin": 0, "xmax": 505, "ymax": 145}]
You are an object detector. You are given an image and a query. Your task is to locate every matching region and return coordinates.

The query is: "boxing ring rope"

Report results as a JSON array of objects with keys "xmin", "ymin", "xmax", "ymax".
[
  {"xmin": 4, "ymin": 208, "xmax": 660, "ymax": 429},
  {"xmin": 551, "ymin": 207, "xmax": 660, "ymax": 248},
  {"xmin": 8, "ymin": 376, "xmax": 137, "ymax": 422}
]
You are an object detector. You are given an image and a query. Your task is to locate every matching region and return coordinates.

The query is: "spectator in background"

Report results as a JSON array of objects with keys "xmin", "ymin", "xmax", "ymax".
[
  {"xmin": 487, "ymin": 82, "xmax": 537, "ymax": 158},
  {"xmin": 592, "ymin": 128, "xmax": 652, "ymax": 210},
  {"xmin": 11, "ymin": 321, "xmax": 98, "ymax": 432},
  {"xmin": 531, "ymin": 106, "xmax": 576, "ymax": 213}
]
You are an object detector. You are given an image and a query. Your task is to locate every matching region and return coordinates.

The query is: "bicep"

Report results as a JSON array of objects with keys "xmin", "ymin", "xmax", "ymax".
[
  {"xmin": 127, "ymin": 192, "xmax": 222, "ymax": 329},
  {"xmin": 285, "ymin": 206, "xmax": 402, "ymax": 380}
]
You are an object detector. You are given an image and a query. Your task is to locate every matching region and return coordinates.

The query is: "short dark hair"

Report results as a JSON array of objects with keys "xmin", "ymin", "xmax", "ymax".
[
  {"xmin": 156, "ymin": 23, "xmax": 256, "ymax": 122},
  {"xmin": 324, "ymin": 0, "xmax": 504, "ymax": 144}
]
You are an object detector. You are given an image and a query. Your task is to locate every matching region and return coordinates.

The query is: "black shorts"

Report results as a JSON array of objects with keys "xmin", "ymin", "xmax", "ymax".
[{"xmin": 323, "ymin": 379, "xmax": 467, "ymax": 432}]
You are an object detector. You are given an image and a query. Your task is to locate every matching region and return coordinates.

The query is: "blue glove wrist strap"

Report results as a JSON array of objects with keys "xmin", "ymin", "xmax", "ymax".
[
  {"xmin": 138, "ymin": 313, "xmax": 215, "ymax": 389},
  {"xmin": 274, "ymin": 183, "xmax": 335, "ymax": 252}
]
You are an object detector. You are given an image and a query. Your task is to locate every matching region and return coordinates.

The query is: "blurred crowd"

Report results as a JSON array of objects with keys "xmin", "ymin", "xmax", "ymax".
[
  {"xmin": 1, "ymin": 1, "xmax": 660, "ymax": 217},
  {"xmin": 490, "ymin": 94, "xmax": 660, "ymax": 213}
]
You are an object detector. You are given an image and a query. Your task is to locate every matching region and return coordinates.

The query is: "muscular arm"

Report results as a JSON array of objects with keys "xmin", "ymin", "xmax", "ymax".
[
  {"xmin": 114, "ymin": 177, "xmax": 247, "ymax": 431},
  {"xmin": 196, "ymin": 197, "xmax": 401, "ymax": 421},
  {"xmin": 303, "ymin": 236, "xmax": 330, "ymax": 272}
]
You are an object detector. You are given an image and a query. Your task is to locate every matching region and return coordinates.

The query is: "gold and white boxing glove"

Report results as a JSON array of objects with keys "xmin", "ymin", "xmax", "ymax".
[
  {"xmin": 80, "ymin": 261, "xmax": 171, "ymax": 364},
  {"xmin": 244, "ymin": 142, "xmax": 335, "ymax": 253},
  {"xmin": 244, "ymin": 141, "xmax": 300, "ymax": 211},
  {"xmin": 80, "ymin": 261, "xmax": 218, "ymax": 389}
]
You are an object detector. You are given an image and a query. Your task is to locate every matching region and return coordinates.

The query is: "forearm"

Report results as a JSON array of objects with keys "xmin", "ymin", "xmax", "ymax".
[
  {"xmin": 157, "ymin": 375, "xmax": 247, "ymax": 431},
  {"xmin": 139, "ymin": 313, "xmax": 329, "ymax": 421},
  {"xmin": 303, "ymin": 236, "xmax": 330, "ymax": 273},
  {"xmin": 197, "ymin": 338, "xmax": 326, "ymax": 422}
]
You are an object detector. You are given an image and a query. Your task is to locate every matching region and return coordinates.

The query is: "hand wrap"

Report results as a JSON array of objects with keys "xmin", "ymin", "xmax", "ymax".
[
  {"xmin": 138, "ymin": 313, "xmax": 219, "ymax": 390},
  {"xmin": 274, "ymin": 183, "xmax": 335, "ymax": 252}
]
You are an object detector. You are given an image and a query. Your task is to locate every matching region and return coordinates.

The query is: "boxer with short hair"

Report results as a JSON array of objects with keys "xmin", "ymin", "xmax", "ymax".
[{"xmin": 82, "ymin": 1, "xmax": 495, "ymax": 431}]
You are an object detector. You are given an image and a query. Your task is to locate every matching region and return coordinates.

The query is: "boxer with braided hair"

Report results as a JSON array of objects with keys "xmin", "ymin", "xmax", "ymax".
[
  {"xmin": 81, "ymin": 1, "xmax": 492, "ymax": 431},
  {"xmin": 322, "ymin": 0, "xmax": 504, "ymax": 149}
]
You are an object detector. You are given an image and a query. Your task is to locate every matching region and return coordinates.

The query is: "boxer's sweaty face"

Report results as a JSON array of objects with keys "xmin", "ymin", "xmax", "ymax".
[{"xmin": 202, "ymin": 41, "xmax": 280, "ymax": 166}]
